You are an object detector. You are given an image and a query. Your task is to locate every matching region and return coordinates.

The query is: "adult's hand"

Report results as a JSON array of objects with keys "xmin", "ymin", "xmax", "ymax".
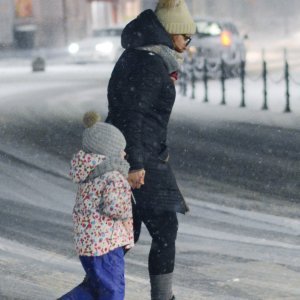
[{"xmin": 128, "ymin": 169, "xmax": 145, "ymax": 189}]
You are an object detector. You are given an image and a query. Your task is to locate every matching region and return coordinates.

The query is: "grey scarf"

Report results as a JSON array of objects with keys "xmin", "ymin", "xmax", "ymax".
[
  {"xmin": 86, "ymin": 156, "xmax": 130, "ymax": 181},
  {"xmin": 136, "ymin": 44, "xmax": 183, "ymax": 73}
]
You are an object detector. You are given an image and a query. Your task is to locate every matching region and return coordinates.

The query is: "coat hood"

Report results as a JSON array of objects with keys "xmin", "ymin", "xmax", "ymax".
[
  {"xmin": 70, "ymin": 150, "xmax": 105, "ymax": 183},
  {"xmin": 121, "ymin": 9, "xmax": 173, "ymax": 49}
]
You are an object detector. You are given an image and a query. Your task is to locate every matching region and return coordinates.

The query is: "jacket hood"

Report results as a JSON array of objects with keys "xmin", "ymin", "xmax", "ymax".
[
  {"xmin": 70, "ymin": 150, "xmax": 105, "ymax": 183},
  {"xmin": 121, "ymin": 9, "xmax": 173, "ymax": 49}
]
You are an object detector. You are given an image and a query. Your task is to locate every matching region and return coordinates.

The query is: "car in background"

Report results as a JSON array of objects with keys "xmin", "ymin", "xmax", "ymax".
[
  {"xmin": 189, "ymin": 18, "xmax": 247, "ymax": 77},
  {"xmin": 67, "ymin": 27, "xmax": 123, "ymax": 63}
]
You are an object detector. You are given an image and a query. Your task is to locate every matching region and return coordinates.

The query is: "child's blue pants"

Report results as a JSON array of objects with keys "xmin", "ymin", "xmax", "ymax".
[{"xmin": 59, "ymin": 247, "xmax": 125, "ymax": 300}]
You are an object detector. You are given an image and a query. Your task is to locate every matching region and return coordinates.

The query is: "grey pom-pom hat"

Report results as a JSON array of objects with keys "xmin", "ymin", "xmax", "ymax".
[{"xmin": 82, "ymin": 112, "xmax": 126, "ymax": 157}]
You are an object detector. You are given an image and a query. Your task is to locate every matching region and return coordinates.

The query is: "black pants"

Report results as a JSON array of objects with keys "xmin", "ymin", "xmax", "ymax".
[{"xmin": 132, "ymin": 205, "xmax": 178, "ymax": 275}]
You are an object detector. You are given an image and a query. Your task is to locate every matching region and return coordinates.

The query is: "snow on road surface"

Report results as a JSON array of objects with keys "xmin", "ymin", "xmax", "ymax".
[{"xmin": 0, "ymin": 63, "xmax": 299, "ymax": 299}]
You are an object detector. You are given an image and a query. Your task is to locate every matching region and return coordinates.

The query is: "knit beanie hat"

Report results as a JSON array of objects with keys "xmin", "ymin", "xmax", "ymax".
[
  {"xmin": 82, "ymin": 111, "xmax": 126, "ymax": 157},
  {"xmin": 155, "ymin": 0, "xmax": 196, "ymax": 35}
]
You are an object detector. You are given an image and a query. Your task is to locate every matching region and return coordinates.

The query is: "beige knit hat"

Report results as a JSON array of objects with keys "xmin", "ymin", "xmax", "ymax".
[{"xmin": 155, "ymin": 0, "xmax": 196, "ymax": 35}]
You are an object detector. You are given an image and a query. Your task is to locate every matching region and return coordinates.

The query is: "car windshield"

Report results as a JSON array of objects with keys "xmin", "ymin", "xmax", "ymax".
[
  {"xmin": 92, "ymin": 28, "xmax": 122, "ymax": 37},
  {"xmin": 196, "ymin": 21, "xmax": 222, "ymax": 37},
  {"xmin": 222, "ymin": 23, "xmax": 240, "ymax": 35}
]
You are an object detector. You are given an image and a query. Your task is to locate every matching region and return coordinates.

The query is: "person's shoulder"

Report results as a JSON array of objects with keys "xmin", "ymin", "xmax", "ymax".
[
  {"xmin": 122, "ymin": 49, "xmax": 164, "ymax": 69},
  {"xmin": 138, "ymin": 49, "xmax": 163, "ymax": 62}
]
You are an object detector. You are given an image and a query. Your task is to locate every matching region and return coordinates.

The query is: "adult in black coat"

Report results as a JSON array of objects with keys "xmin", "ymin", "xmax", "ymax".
[{"xmin": 106, "ymin": 1, "xmax": 196, "ymax": 299}]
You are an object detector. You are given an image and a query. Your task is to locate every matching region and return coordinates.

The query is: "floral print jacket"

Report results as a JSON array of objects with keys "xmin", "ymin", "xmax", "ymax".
[{"xmin": 70, "ymin": 150, "xmax": 134, "ymax": 256}]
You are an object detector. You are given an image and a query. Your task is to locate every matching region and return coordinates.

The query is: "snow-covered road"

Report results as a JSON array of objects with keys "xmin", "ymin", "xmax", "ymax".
[{"xmin": 0, "ymin": 63, "xmax": 299, "ymax": 300}]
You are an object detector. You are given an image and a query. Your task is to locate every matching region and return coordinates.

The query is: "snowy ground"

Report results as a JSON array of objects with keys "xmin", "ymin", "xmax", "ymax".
[{"xmin": 0, "ymin": 60, "xmax": 299, "ymax": 300}]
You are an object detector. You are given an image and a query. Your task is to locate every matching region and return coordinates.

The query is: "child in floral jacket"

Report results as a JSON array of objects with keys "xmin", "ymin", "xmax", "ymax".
[{"xmin": 59, "ymin": 112, "xmax": 134, "ymax": 300}]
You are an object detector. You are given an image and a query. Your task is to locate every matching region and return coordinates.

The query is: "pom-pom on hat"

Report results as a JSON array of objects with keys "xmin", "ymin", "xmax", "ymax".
[
  {"xmin": 155, "ymin": 0, "xmax": 196, "ymax": 35},
  {"xmin": 82, "ymin": 111, "xmax": 126, "ymax": 157}
]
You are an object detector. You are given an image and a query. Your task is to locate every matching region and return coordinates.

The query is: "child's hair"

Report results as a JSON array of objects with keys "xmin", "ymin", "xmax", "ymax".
[{"xmin": 82, "ymin": 111, "xmax": 126, "ymax": 157}]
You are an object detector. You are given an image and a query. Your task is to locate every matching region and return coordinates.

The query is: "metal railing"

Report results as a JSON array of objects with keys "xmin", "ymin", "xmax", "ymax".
[{"xmin": 178, "ymin": 49, "xmax": 300, "ymax": 113}]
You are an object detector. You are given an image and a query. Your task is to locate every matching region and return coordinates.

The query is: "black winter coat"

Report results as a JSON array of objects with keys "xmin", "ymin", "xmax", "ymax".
[{"xmin": 106, "ymin": 10, "xmax": 188, "ymax": 214}]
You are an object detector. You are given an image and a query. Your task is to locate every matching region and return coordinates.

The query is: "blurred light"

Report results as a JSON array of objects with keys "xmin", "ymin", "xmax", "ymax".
[
  {"xmin": 220, "ymin": 31, "xmax": 232, "ymax": 47},
  {"xmin": 68, "ymin": 43, "xmax": 79, "ymax": 54},
  {"xmin": 188, "ymin": 46, "xmax": 197, "ymax": 54},
  {"xmin": 95, "ymin": 41, "xmax": 113, "ymax": 54}
]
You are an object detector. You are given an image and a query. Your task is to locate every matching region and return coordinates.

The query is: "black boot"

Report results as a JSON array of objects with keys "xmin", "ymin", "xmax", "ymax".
[{"xmin": 150, "ymin": 273, "xmax": 174, "ymax": 300}]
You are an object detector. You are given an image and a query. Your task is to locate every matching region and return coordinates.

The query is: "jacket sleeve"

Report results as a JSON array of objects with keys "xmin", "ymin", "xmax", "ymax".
[
  {"xmin": 122, "ymin": 55, "xmax": 163, "ymax": 170},
  {"xmin": 101, "ymin": 175, "xmax": 132, "ymax": 220}
]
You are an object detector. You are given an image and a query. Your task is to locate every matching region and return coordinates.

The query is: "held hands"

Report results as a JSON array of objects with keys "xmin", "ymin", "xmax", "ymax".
[{"xmin": 128, "ymin": 169, "xmax": 145, "ymax": 189}]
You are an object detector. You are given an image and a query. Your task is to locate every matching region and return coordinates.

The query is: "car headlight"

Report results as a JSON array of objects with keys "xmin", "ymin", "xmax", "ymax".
[
  {"xmin": 95, "ymin": 41, "xmax": 114, "ymax": 55},
  {"xmin": 68, "ymin": 43, "xmax": 79, "ymax": 54}
]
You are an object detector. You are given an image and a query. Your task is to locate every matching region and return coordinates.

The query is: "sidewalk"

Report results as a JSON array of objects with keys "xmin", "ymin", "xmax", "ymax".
[{"xmin": 0, "ymin": 47, "xmax": 70, "ymax": 67}]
